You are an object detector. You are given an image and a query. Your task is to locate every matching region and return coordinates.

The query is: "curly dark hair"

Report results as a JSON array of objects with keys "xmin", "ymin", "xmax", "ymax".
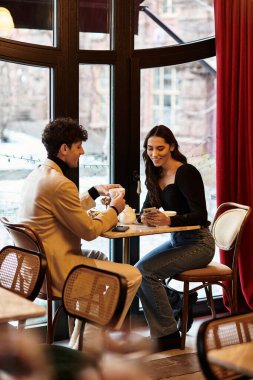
[
  {"xmin": 143, "ymin": 125, "xmax": 187, "ymax": 207},
  {"xmin": 42, "ymin": 117, "xmax": 88, "ymax": 155}
]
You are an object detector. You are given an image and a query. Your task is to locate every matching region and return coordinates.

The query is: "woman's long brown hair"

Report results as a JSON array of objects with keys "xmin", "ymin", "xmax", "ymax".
[{"xmin": 143, "ymin": 125, "xmax": 187, "ymax": 207}]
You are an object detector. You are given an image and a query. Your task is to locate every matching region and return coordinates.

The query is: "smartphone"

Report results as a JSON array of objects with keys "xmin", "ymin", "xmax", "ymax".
[
  {"xmin": 143, "ymin": 207, "xmax": 157, "ymax": 214},
  {"xmin": 112, "ymin": 225, "xmax": 130, "ymax": 232}
]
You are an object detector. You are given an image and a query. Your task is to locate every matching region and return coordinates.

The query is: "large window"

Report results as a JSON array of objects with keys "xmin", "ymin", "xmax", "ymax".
[
  {"xmin": 0, "ymin": 60, "xmax": 50, "ymax": 325},
  {"xmin": 0, "ymin": 1, "xmax": 216, "ymax": 326},
  {"xmin": 135, "ymin": 0, "xmax": 215, "ymax": 49},
  {"xmin": 0, "ymin": 61, "xmax": 50, "ymax": 248},
  {"xmin": 139, "ymin": 60, "xmax": 217, "ymax": 296},
  {"xmin": 0, "ymin": 1, "xmax": 55, "ymax": 45},
  {"xmin": 79, "ymin": 0, "xmax": 112, "ymax": 50},
  {"xmin": 79, "ymin": 64, "xmax": 111, "ymax": 255}
]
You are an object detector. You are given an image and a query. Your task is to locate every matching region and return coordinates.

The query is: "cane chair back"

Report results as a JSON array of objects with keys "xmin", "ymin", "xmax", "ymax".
[
  {"xmin": 0, "ymin": 245, "xmax": 46, "ymax": 301},
  {"xmin": 171, "ymin": 202, "xmax": 251, "ymax": 349},
  {"xmin": 63, "ymin": 264, "xmax": 127, "ymax": 351},
  {"xmin": 197, "ymin": 312, "xmax": 253, "ymax": 380},
  {"xmin": 0, "ymin": 217, "xmax": 62, "ymax": 343}
]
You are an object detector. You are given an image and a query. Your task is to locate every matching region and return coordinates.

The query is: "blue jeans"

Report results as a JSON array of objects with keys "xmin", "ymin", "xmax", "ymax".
[{"xmin": 135, "ymin": 228, "xmax": 215, "ymax": 338}]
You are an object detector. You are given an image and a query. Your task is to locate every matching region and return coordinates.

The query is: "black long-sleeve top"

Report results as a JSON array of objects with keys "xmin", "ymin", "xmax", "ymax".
[{"xmin": 141, "ymin": 164, "xmax": 210, "ymax": 227}]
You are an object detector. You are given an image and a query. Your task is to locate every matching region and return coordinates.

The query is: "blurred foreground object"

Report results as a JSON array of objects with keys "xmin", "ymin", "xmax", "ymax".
[
  {"xmin": 0, "ymin": 328, "xmax": 101, "ymax": 380},
  {"xmin": 0, "ymin": 327, "xmax": 152, "ymax": 380},
  {"xmin": 0, "ymin": 328, "xmax": 53, "ymax": 380}
]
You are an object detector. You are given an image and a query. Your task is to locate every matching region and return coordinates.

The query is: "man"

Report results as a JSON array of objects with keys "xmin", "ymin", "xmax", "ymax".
[{"xmin": 19, "ymin": 117, "xmax": 142, "ymax": 348}]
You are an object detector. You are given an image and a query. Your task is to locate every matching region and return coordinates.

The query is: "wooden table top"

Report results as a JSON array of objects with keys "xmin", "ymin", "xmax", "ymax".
[
  {"xmin": 0, "ymin": 287, "xmax": 46, "ymax": 324},
  {"xmin": 102, "ymin": 223, "xmax": 201, "ymax": 239},
  {"xmin": 208, "ymin": 341, "xmax": 253, "ymax": 377}
]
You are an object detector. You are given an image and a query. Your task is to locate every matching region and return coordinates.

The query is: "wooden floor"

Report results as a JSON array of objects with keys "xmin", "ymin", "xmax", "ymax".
[
  {"xmin": 57, "ymin": 315, "xmax": 215, "ymax": 380},
  {"xmin": 131, "ymin": 316, "xmax": 209, "ymax": 380},
  {"xmin": 133, "ymin": 315, "xmax": 209, "ymax": 356}
]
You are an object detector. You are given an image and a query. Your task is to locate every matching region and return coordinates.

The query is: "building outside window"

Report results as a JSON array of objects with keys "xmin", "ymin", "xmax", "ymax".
[{"xmin": 152, "ymin": 67, "xmax": 179, "ymax": 126}]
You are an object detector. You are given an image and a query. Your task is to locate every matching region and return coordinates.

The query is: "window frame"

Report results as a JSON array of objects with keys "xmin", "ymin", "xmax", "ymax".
[{"xmin": 0, "ymin": 0, "xmax": 217, "ymax": 333}]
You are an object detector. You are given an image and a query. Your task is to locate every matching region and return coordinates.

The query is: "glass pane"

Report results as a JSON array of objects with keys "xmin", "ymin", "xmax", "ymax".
[
  {"xmin": 0, "ymin": 60, "xmax": 50, "ymax": 324},
  {"xmin": 140, "ymin": 58, "xmax": 217, "ymax": 296},
  {"xmin": 79, "ymin": 0, "xmax": 112, "ymax": 50},
  {"xmin": 79, "ymin": 64, "xmax": 110, "ymax": 256},
  {"xmin": 135, "ymin": 0, "xmax": 214, "ymax": 49},
  {"xmin": 0, "ymin": 1, "xmax": 55, "ymax": 46}
]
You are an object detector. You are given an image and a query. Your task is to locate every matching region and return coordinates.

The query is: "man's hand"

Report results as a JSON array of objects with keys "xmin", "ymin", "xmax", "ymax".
[
  {"xmin": 95, "ymin": 184, "xmax": 123, "ymax": 196},
  {"xmin": 110, "ymin": 193, "xmax": 126, "ymax": 214}
]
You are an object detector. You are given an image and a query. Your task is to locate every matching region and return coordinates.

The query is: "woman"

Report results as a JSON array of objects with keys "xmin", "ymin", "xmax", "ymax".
[{"xmin": 135, "ymin": 125, "xmax": 215, "ymax": 351}]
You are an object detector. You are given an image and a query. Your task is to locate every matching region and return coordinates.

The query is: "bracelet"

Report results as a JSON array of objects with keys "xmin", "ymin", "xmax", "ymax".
[{"xmin": 109, "ymin": 205, "xmax": 119, "ymax": 215}]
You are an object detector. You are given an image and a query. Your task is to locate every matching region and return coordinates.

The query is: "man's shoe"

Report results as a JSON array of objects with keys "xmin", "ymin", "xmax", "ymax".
[
  {"xmin": 152, "ymin": 331, "xmax": 181, "ymax": 352},
  {"xmin": 177, "ymin": 291, "xmax": 198, "ymax": 332}
]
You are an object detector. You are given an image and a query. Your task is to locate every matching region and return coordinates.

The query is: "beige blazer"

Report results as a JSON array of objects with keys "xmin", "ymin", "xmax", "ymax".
[{"xmin": 19, "ymin": 159, "xmax": 118, "ymax": 297}]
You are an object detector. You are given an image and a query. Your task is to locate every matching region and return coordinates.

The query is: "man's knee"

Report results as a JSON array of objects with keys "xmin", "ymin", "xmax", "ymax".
[
  {"xmin": 126, "ymin": 266, "xmax": 142, "ymax": 288},
  {"xmin": 134, "ymin": 259, "xmax": 145, "ymax": 274}
]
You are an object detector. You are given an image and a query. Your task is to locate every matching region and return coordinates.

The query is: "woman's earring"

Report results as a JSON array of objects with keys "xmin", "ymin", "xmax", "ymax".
[{"xmin": 137, "ymin": 180, "xmax": 142, "ymax": 195}]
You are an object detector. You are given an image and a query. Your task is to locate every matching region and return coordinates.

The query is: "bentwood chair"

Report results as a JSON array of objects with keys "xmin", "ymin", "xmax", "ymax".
[
  {"xmin": 63, "ymin": 264, "xmax": 127, "ymax": 351},
  {"xmin": 0, "ymin": 217, "xmax": 63, "ymax": 343},
  {"xmin": 197, "ymin": 312, "xmax": 253, "ymax": 380},
  {"xmin": 0, "ymin": 244, "xmax": 47, "ymax": 329},
  {"xmin": 0, "ymin": 245, "xmax": 46, "ymax": 301},
  {"xmin": 170, "ymin": 202, "xmax": 252, "ymax": 349}
]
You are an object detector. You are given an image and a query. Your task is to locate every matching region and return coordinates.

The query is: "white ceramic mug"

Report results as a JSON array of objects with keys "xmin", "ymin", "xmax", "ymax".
[
  {"xmin": 109, "ymin": 187, "xmax": 125, "ymax": 198},
  {"xmin": 118, "ymin": 205, "xmax": 136, "ymax": 224}
]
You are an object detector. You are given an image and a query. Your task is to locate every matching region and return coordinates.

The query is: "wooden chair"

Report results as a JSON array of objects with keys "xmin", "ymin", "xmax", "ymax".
[
  {"xmin": 62, "ymin": 264, "xmax": 127, "ymax": 351},
  {"xmin": 0, "ymin": 244, "xmax": 47, "ymax": 329},
  {"xmin": 0, "ymin": 217, "xmax": 63, "ymax": 343},
  {"xmin": 197, "ymin": 312, "xmax": 253, "ymax": 380},
  {"xmin": 170, "ymin": 202, "xmax": 252, "ymax": 349},
  {"xmin": 0, "ymin": 245, "xmax": 46, "ymax": 301}
]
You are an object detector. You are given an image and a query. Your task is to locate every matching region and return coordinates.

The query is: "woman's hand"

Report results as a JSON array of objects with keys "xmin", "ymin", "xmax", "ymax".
[{"xmin": 141, "ymin": 210, "xmax": 171, "ymax": 226}]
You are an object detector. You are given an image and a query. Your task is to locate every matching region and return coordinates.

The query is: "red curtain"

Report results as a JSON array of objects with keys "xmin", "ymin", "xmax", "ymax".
[{"xmin": 214, "ymin": 0, "xmax": 253, "ymax": 311}]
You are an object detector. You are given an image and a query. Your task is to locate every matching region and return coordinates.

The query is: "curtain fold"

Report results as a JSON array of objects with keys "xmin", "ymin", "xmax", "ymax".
[{"xmin": 214, "ymin": 0, "xmax": 253, "ymax": 311}]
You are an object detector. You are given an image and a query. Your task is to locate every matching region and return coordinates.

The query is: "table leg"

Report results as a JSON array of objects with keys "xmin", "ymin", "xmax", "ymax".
[
  {"xmin": 122, "ymin": 237, "xmax": 131, "ymax": 330},
  {"xmin": 122, "ymin": 237, "xmax": 130, "ymax": 264}
]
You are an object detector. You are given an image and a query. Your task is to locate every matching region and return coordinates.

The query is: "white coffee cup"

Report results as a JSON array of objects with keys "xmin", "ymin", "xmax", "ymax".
[
  {"xmin": 161, "ymin": 210, "xmax": 177, "ymax": 217},
  {"xmin": 109, "ymin": 187, "xmax": 125, "ymax": 198}
]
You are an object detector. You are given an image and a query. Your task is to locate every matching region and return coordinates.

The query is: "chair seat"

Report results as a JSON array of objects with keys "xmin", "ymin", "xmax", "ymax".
[{"xmin": 175, "ymin": 262, "xmax": 233, "ymax": 282}]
